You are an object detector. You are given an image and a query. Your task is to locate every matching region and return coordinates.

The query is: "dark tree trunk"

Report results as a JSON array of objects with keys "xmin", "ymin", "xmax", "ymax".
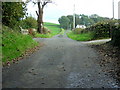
[
  {"xmin": 36, "ymin": 1, "xmax": 52, "ymax": 33},
  {"xmin": 37, "ymin": 2, "xmax": 43, "ymax": 34}
]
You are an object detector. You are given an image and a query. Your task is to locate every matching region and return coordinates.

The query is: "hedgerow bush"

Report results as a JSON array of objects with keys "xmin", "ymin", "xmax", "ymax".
[
  {"xmin": 111, "ymin": 24, "xmax": 120, "ymax": 47},
  {"xmin": 73, "ymin": 28, "xmax": 85, "ymax": 34},
  {"xmin": 85, "ymin": 20, "xmax": 118, "ymax": 39},
  {"xmin": 20, "ymin": 16, "xmax": 37, "ymax": 29},
  {"xmin": 85, "ymin": 20, "xmax": 120, "ymax": 47},
  {"xmin": 85, "ymin": 22, "xmax": 110, "ymax": 39}
]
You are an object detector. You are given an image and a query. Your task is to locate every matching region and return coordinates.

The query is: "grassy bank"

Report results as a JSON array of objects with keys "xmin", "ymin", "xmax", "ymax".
[
  {"xmin": 67, "ymin": 31, "xmax": 94, "ymax": 41},
  {"xmin": 2, "ymin": 25, "xmax": 39, "ymax": 63},
  {"xmin": 35, "ymin": 22, "xmax": 61, "ymax": 38}
]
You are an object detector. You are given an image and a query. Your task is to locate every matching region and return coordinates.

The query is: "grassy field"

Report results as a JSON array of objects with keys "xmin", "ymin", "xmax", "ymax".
[
  {"xmin": 2, "ymin": 25, "xmax": 39, "ymax": 63},
  {"xmin": 67, "ymin": 31, "xmax": 94, "ymax": 41},
  {"xmin": 35, "ymin": 22, "xmax": 61, "ymax": 38}
]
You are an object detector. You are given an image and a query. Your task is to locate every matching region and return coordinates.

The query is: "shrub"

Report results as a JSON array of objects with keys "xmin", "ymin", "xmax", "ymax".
[
  {"xmin": 85, "ymin": 20, "xmax": 120, "ymax": 47},
  {"xmin": 28, "ymin": 28, "xmax": 36, "ymax": 37},
  {"xmin": 2, "ymin": 2, "xmax": 26, "ymax": 29},
  {"xmin": 21, "ymin": 16, "xmax": 37, "ymax": 29},
  {"xmin": 73, "ymin": 28, "xmax": 84, "ymax": 34},
  {"xmin": 93, "ymin": 22, "xmax": 110, "ymax": 39},
  {"xmin": 111, "ymin": 25, "xmax": 120, "ymax": 47},
  {"xmin": 85, "ymin": 20, "xmax": 117, "ymax": 39}
]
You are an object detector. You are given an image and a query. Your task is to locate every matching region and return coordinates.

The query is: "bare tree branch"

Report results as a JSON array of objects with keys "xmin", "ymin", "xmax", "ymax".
[
  {"xmin": 42, "ymin": 2, "xmax": 48, "ymax": 8},
  {"xmin": 36, "ymin": 11, "xmax": 39, "ymax": 16}
]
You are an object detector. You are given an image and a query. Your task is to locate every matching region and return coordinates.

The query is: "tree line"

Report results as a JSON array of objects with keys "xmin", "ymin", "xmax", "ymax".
[{"xmin": 58, "ymin": 14, "xmax": 110, "ymax": 29}]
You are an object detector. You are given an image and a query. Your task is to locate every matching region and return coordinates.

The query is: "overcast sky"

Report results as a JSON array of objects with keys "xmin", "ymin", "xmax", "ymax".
[{"xmin": 26, "ymin": 0, "xmax": 120, "ymax": 24}]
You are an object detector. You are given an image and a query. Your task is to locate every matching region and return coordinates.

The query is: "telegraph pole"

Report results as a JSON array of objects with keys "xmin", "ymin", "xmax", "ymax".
[
  {"xmin": 73, "ymin": 0, "xmax": 75, "ymax": 30},
  {"xmin": 113, "ymin": 0, "xmax": 115, "ymax": 19},
  {"xmin": 109, "ymin": 0, "xmax": 115, "ymax": 38},
  {"xmin": 118, "ymin": 1, "xmax": 120, "ymax": 19}
]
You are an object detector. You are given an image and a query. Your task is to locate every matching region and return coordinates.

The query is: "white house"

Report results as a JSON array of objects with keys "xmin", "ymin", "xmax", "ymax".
[{"xmin": 76, "ymin": 25, "xmax": 86, "ymax": 29}]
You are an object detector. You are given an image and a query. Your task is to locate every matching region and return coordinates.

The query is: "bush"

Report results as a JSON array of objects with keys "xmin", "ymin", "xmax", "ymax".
[
  {"xmin": 2, "ymin": 2, "xmax": 26, "ymax": 29},
  {"xmin": 93, "ymin": 22, "xmax": 110, "ymax": 39},
  {"xmin": 92, "ymin": 22, "xmax": 109, "ymax": 39},
  {"xmin": 85, "ymin": 20, "xmax": 120, "ymax": 47},
  {"xmin": 21, "ymin": 16, "xmax": 37, "ymax": 29},
  {"xmin": 85, "ymin": 20, "xmax": 117, "ymax": 39},
  {"xmin": 28, "ymin": 28, "xmax": 36, "ymax": 37},
  {"xmin": 73, "ymin": 28, "xmax": 84, "ymax": 34},
  {"xmin": 111, "ymin": 25, "xmax": 120, "ymax": 47}
]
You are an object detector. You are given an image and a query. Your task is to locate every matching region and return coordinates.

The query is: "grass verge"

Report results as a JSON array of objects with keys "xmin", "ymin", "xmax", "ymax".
[
  {"xmin": 35, "ymin": 33, "xmax": 52, "ymax": 38},
  {"xmin": 67, "ymin": 31, "xmax": 94, "ymax": 41},
  {"xmin": 2, "ymin": 25, "xmax": 39, "ymax": 63},
  {"xmin": 59, "ymin": 28, "xmax": 65, "ymax": 35}
]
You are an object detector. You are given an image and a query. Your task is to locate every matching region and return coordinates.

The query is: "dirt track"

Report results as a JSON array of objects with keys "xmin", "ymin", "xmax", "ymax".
[{"xmin": 2, "ymin": 33, "xmax": 119, "ymax": 88}]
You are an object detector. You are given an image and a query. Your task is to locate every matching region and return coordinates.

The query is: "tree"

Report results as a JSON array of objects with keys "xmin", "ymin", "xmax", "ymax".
[
  {"xmin": 58, "ymin": 16, "xmax": 70, "ymax": 29},
  {"xmin": 34, "ymin": 0, "xmax": 52, "ymax": 33},
  {"xmin": 89, "ymin": 14, "xmax": 104, "ymax": 23},
  {"xmin": 67, "ymin": 15, "xmax": 73, "ymax": 29},
  {"xmin": 2, "ymin": 2, "xmax": 27, "ymax": 28},
  {"xmin": 59, "ymin": 14, "xmax": 111, "ymax": 30},
  {"xmin": 75, "ymin": 14, "xmax": 81, "ymax": 27}
]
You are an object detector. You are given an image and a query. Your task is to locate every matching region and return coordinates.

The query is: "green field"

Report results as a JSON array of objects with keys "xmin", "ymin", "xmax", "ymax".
[
  {"xmin": 2, "ymin": 25, "xmax": 39, "ymax": 63},
  {"xmin": 67, "ymin": 31, "xmax": 94, "ymax": 41},
  {"xmin": 35, "ymin": 22, "xmax": 61, "ymax": 38}
]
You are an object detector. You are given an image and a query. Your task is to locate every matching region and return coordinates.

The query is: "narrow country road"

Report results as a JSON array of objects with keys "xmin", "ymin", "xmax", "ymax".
[{"xmin": 2, "ymin": 32, "xmax": 119, "ymax": 88}]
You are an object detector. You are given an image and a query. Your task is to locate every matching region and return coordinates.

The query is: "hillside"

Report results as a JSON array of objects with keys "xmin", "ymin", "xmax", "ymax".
[
  {"xmin": 35, "ymin": 22, "xmax": 61, "ymax": 38},
  {"xmin": 44, "ymin": 22, "xmax": 61, "ymax": 36}
]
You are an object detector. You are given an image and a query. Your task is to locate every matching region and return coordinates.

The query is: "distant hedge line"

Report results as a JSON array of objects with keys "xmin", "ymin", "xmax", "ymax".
[
  {"xmin": 85, "ymin": 20, "xmax": 120, "ymax": 47},
  {"xmin": 85, "ymin": 21, "xmax": 117, "ymax": 39},
  {"xmin": 73, "ymin": 20, "xmax": 120, "ymax": 47}
]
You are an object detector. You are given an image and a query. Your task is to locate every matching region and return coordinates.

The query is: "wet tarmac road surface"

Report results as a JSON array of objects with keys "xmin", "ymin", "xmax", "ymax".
[{"xmin": 2, "ymin": 33, "xmax": 119, "ymax": 88}]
